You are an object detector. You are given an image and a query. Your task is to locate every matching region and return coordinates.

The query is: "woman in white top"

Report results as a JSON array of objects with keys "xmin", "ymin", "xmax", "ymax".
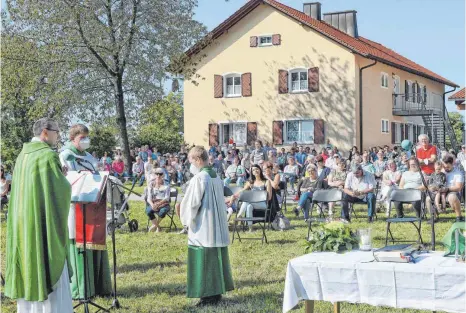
[
  {"xmin": 380, "ymin": 159, "xmax": 401, "ymax": 217},
  {"xmin": 145, "ymin": 168, "xmax": 171, "ymax": 232},
  {"xmin": 396, "ymin": 157, "xmax": 426, "ymax": 218}
]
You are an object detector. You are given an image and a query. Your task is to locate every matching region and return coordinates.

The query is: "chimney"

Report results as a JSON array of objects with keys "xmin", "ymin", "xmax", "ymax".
[
  {"xmin": 323, "ymin": 10, "xmax": 358, "ymax": 38},
  {"xmin": 303, "ymin": 2, "xmax": 322, "ymax": 21}
]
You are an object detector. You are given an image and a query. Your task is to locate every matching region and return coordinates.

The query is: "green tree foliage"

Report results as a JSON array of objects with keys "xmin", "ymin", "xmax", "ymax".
[
  {"xmin": 134, "ymin": 93, "xmax": 183, "ymax": 153},
  {"xmin": 88, "ymin": 126, "xmax": 118, "ymax": 158},
  {"xmin": 448, "ymin": 112, "xmax": 465, "ymax": 149},
  {"xmin": 1, "ymin": 35, "xmax": 72, "ymax": 169},
  {"xmin": 4, "ymin": 0, "xmax": 206, "ymax": 173}
]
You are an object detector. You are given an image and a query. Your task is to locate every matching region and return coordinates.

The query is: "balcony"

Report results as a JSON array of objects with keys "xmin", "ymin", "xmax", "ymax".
[{"xmin": 392, "ymin": 92, "xmax": 443, "ymax": 116}]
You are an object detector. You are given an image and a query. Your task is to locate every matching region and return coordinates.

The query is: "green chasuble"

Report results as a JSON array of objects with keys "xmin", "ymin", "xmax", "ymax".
[
  {"xmin": 61, "ymin": 143, "xmax": 112, "ymax": 299},
  {"xmin": 441, "ymin": 222, "xmax": 466, "ymax": 256},
  {"xmin": 5, "ymin": 141, "xmax": 72, "ymax": 302},
  {"xmin": 186, "ymin": 167, "xmax": 234, "ymax": 298}
]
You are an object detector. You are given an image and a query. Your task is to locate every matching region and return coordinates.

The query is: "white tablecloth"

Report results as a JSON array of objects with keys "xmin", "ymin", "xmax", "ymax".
[{"xmin": 283, "ymin": 251, "xmax": 466, "ymax": 313}]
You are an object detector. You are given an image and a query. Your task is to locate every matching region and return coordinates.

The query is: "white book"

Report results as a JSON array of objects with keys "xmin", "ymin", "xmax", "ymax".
[{"xmin": 66, "ymin": 171, "xmax": 109, "ymax": 203}]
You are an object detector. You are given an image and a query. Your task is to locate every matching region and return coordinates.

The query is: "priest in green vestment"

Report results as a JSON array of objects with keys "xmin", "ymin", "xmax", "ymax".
[
  {"xmin": 59, "ymin": 124, "xmax": 112, "ymax": 299},
  {"xmin": 180, "ymin": 146, "xmax": 234, "ymax": 306},
  {"xmin": 5, "ymin": 118, "xmax": 74, "ymax": 313}
]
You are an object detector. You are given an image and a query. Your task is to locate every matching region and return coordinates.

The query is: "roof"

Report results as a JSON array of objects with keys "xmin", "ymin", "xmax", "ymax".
[
  {"xmin": 186, "ymin": 0, "xmax": 458, "ymax": 87},
  {"xmin": 448, "ymin": 88, "xmax": 465, "ymax": 100}
]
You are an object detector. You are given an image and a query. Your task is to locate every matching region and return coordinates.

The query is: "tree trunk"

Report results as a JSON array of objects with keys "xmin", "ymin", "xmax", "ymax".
[{"xmin": 114, "ymin": 75, "xmax": 132, "ymax": 176}]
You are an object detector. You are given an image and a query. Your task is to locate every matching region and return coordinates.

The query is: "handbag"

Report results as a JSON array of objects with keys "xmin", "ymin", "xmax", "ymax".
[{"xmin": 271, "ymin": 211, "xmax": 291, "ymax": 231}]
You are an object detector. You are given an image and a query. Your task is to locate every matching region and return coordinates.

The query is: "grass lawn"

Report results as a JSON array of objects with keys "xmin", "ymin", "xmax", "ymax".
[{"xmin": 0, "ymin": 197, "xmax": 460, "ymax": 313}]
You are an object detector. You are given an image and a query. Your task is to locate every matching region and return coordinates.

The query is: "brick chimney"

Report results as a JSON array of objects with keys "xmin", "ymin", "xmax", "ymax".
[
  {"xmin": 303, "ymin": 2, "xmax": 322, "ymax": 21},
  {"xmin": 323, "ymin": 10, "xmax": 358, "ymax": 38}
]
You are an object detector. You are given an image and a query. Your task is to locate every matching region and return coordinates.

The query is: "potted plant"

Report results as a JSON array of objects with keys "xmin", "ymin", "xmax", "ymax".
[{"xmin": 305, "ymin": 221, "xmax": 358, "ymax": 253}]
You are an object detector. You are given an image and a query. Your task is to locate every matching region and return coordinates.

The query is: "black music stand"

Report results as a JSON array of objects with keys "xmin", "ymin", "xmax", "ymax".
[{"xmin": 71, "ymin": 165, "xmax": 110, "ymax": 313}]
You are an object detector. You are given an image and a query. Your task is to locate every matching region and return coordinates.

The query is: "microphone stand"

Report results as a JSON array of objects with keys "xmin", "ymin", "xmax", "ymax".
[{"xmin": 411, "ymin": 146, "xmax": 437, "ymax": 251}]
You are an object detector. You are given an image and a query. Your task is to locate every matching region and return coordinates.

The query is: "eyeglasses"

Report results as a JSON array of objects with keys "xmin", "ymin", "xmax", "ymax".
[
  {"xmin": 46, "ymin": 128, "xmax": 59, "ymax": 132},
  {"xmin": 155, "ymin": 173, "xmax": 164, "ymax": 176}
]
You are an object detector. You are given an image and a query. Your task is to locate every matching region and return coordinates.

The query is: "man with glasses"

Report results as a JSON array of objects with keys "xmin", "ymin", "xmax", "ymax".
[
  {"xmin": 342, "ymin": 164, "xmax": 377, "ymax": 223},
  {"xmin": 5, "ymin": 118, "xmax": 73, "ymax": 312},
  {"xmin": 416, "ymin": 134, "xmax": 437, "ymax": 176}
]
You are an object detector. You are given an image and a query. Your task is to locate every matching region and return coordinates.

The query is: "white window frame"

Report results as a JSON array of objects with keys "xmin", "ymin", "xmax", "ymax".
[
  {"xmin": 381, "ymin": 119, "xmax": 389, "ymax": 134},
  {"xmin": 223, "ymin": 73, "xmax": 242, "ymax": 98},
  {"xmin": 288, "ymin": 68, "xmax": 308, "ymax": 93},
  {"xmin": 218, "ymin": 121, "xmax": 247, "ymax": 145},
  {"xmin": 258, "ymin": 35, "xmax": 273, "ymax": 47},
  {"xmin": 381, "ymin": 72, "xmax": 389, "ymax": 88},
  {"xmin": 283, "ymin": 119, "xmax": 314, "ymax": 144}
]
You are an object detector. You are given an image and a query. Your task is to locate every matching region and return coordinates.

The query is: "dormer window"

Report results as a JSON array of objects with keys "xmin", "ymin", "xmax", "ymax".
[{"xmin": 259, "ymin": 35, "xmax": 273, "ymax": 47}]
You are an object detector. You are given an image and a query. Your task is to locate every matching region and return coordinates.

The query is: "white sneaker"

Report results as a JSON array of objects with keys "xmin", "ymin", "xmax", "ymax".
[
  {"xmin": 149, "ymin": 225, "xmax": 157, "ymax": 232},
  {"xmin": 179, "ymin": 227, "xmax": 188, "ymax": 234}
]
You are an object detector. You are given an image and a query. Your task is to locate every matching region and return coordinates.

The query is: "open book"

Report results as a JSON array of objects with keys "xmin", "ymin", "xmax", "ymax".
[{"xmin": 66, "ymin": 171, "xmax": 109, "ymax": 203}]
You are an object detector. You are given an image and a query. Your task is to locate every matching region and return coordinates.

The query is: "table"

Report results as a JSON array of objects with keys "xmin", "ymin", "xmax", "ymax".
[{"xmin": 283, "ymin": 251, "xmax": 466, "ymax": 313}]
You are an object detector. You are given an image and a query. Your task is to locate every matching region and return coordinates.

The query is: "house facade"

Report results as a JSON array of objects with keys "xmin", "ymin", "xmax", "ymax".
[{"xmin": 182, "ymin": 0, "xmax": 458, "ymax": 153}]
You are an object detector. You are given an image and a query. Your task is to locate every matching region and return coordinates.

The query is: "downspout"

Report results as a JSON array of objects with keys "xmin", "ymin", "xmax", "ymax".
[
  {"xmin": 442, "ymin": 86, "xmax": 456, "ymax": 148},
  {"xmin": 359, "ymin": 60, "xmax": 377, "ymax": 151}
]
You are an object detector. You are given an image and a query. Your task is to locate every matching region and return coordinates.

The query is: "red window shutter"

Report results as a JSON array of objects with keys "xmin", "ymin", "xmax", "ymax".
[
  {"xmin": 241, "ymin": 73, "xmax": 252, "ymax": 97},
  {"xmin": 214, "ymin": 75, "xmax": 223, "ymax": 98},
  {"xmin": 272, "ymin": 34, "xmax": 281, "ymax": 45},
  {"xmin": 391, "ymin": 122, "xmax": 395, "ymax": 144},
  {"xmin": 400, "ymin": 123, "xmax": 405, "ymax": 140},
  {"xmin": 278, "ymin": 70, "xmax": 288, "ymax": 94},
  {"xmin": 247, "ymin": 122, "xmax": 257, "ymax": 146},
  {"xmin": 314, "ymin": 119, "xmax": 325, "ymax": 144},
  {"xmin": 272, "ymin": 121, "xmax": 283, "ymax": 145},
  {"xmin": 250, "ymin": 36, "xmax": 258, "ymax": 47},
  {"xmin": 208, "ymin": 123, "xmax": 219, "ymax": 146},
  {"xmin": 308, "ymin": 67, "xmax": 319, "ymax": 92}
]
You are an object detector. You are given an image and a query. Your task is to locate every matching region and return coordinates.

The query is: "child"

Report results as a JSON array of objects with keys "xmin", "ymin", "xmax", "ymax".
[
  {"xmin": 429, "ymin": 161, "xmax": 447, "ymax": 214},
  {"xmin": 225, "ymin": 196, "xmax": 237, "ymax": 221}
]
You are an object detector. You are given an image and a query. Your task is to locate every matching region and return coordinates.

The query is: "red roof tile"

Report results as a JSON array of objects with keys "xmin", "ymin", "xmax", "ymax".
[
  {"xmin": 186, "ymin": 0, "xmax": 458, "ymax": 87},
  {"xmin": 448, "ymin": 88, "xmax": 465, "ymax": 100}
]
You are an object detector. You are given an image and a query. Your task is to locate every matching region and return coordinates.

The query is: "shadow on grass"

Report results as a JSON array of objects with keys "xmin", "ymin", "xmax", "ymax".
[
  {"xmin": 117, "ymin": 261, "xmax": 185, "ymax": 274},
  {"xmin": 118, "ymin": 282, "xmax": 186, "ymax": 297}
]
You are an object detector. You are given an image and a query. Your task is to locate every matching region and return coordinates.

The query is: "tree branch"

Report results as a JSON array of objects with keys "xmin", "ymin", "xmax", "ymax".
[
  {"xmin": 120, "ymin": 0, "xmax": 138, "ymax": 75},
  {"xmin": 76, "ymin": 11, "xmax": 117, "ymax": 76}
]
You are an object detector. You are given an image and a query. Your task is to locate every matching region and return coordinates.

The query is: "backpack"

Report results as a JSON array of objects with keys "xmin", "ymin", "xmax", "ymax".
[{"xmin": 271, "ymin": 211, "xmax": 291, "ymax": 231}]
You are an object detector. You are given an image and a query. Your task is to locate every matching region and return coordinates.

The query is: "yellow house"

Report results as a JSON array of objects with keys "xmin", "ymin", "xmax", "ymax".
[{"xmin": 181, "ymin": 0, "xmax": 459, "ymax": 154}]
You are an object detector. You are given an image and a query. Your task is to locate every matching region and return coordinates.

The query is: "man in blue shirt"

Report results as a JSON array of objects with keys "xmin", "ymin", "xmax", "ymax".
[{"xmin": 295, "ymin": 146, "xmax": 307, "ymax": 175}]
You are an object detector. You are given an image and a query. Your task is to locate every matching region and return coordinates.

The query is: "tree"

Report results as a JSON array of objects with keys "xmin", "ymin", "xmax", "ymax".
[
  {"xmin": 448, "ymin": 112, "xmax": 465, "ymax": 149},
  {"xmin": 4, "ymin": 0, "xmax": 206, "ymax": 174},
  {"xmin": 88, "ymin": 125, "xmax": 118, "ymax": 158},
  {"xmin": 134, "ymin": 93, "xmax": 183, "ymax": 153},
  {"xmin": 1, "ymin": 34, "xmax": 73, "ymax": 169}
]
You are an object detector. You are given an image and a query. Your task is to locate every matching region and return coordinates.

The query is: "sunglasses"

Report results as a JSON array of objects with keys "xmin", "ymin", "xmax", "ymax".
[{"xmin": 154, "ymin": 173, "xmax": 164, "ymax": 176}]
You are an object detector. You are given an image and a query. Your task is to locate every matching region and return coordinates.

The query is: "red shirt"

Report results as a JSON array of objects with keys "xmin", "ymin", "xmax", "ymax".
[
  {"xmin": 416, "ymin": 145, "xmax": 437, "ymax": 175},
  {"xmin": 321, "ymin": 153, "xmax": 329, "ymax": 162}
]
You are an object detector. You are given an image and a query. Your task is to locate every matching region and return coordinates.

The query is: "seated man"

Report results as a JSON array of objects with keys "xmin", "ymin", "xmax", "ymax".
[
  {"xmin": 342, "ymin": 164, "xmax": 376, "ymax": 223},
  {"xmin": 439, "ymin": 154, "xmax": 464, "ymax": 222},
  {"xmin": 224, "ymin": 156, "xmax": 246, "ymax": 187}
]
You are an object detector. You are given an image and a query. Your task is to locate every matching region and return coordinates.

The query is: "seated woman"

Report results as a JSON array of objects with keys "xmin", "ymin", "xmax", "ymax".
[
  {"xmin": 145, "ymin": 168, "xmax": 171, "ymax": 232},
  {"xmin": 395, "ymin": 157, "xmax": 426, "ymax": 218},
  {"xmin": 373, "ymin": 150, "xmax": 386, "ymax": 180},
  {"xmin": 327, "ymin": 158, "xmax": 347, "ymax": 217},
  {"xmin": 293, "ymin": 165, "xmax": 320, "ymax": 221},
  {"xmin": 284, "ymin": 156, "xmax": 299, "ymax": 194},
  {"xmin": 231, "ymin": 165, "xmax": 272, "ymax": 232},
  {"xmin": 0, "ymin": 166, "xmax": 10, "ymax": 209},
  {"xmin": 380, "ymin": 159, "xmax": 401, "ymax": 217},
  {"xmin": 224, "ymin": 156, "xmax": 246, "ymax": 187},
  {"xmin": 112, "ymin": 155, "xmax": 125, "ymax": 181}
]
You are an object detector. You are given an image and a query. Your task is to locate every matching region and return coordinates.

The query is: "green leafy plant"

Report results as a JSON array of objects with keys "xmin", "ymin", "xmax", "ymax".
[{"xmin": 305, "ymin": 221, "xmax": 358, "ymax": 253}]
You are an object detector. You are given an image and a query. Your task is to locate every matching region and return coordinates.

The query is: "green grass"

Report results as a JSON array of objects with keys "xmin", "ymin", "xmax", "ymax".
[{"xmin": 0, "ymin": 200, "xmax": 459, "ymax": 313}]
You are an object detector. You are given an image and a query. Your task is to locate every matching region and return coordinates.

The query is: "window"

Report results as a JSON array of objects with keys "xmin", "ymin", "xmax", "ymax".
[
  {"xmin": 224, "ymin": 74, "xmax": 241, "ymax": 97},
  {"xmin": 219, "ymin": 122, "xmax": 247, "ymax": 145},
  {"xmin": 381, "ymin": 72, "xmax": 388, "ymax": 88},
  {"xmin": 407, "ymin": 80, "xmax": 413, "ymax": 102},
  {"xmin": 290, "ymin": 69, "xmax": 308, "ymax": 92},
  {"xmin": 258, "ymin": 35, "xmax": 272, "ymax": 46},
  {"xmin": 381, "ymin": 119, "xmax": 389, "ymax": 134},
  {"xmin": 284, "ymin": 120, "xmax": 314, "ymax": 144},
  {"xmin": 407, "ymin": 123, "xmax": 414, "ymax": 142}
]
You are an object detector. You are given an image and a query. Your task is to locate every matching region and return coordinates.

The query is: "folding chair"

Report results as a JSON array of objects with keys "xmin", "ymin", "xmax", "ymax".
[
  {"xmin": 278, "ymin": 180, "xmax": 287, "ymax": 212},
  {"xmin": 307, "ymin": 189, "xmax": 343, "ymax": 239},
  {"xmin": 224, "ymin": 186, "xmax": 234, "ymax": 197},
  {"xmin": 232, "ymin": 190, "xmax": 269, "ymax": 244},
  {"xmin": 385, "ymin": 189, "xmax": 423, "ymax": 245}
]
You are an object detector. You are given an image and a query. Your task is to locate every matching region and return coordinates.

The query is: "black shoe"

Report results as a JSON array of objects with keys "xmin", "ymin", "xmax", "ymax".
[
  {"xmin": 456, "ymin": 216, "xmax": 465, "ymax": 223},
  {"xmin": 367, "ymin": 216, "xmax": 373, "ymax": 223},
  {"xmin": 293, "ymin": 208, "xmax": 299, "ymax": 217},
  {"xmin": 196, "ymin": 295, "xmax": 222, "ymax": 307}
]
